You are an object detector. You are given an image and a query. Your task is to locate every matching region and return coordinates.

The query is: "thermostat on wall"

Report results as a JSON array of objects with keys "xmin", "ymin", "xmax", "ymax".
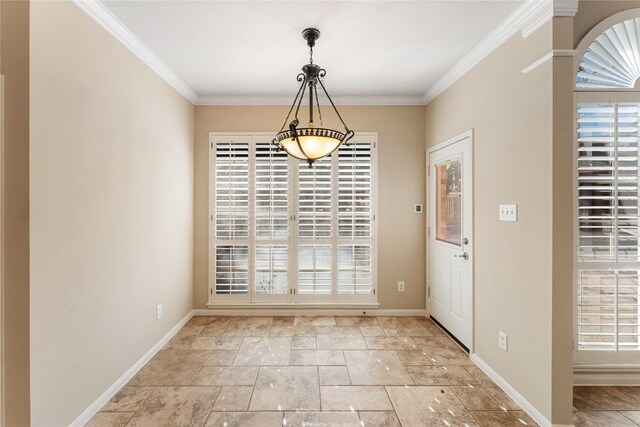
[{"xmin": 414, "ymin": 204, "xmax": 423, "ymax": 214}]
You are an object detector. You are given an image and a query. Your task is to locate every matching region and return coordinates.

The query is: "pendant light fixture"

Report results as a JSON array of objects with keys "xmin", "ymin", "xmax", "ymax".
[{"xmin": 272, "ymin": 28, "xmax": 354, "ymax": 167}]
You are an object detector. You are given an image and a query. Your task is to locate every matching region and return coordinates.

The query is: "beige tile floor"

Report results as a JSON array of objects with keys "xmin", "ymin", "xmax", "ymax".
[
  {"xmin": 573, "ymin": 386, "xmax": 640, "ymax": 427},
  {"xmin": 86, "ymin": 315, "xmax": 639, "ymax": 427}
]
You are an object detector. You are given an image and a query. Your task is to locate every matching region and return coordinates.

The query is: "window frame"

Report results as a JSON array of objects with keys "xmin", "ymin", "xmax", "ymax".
[{"xmin": 208, "ymin": 132, "xmax": 379, "ymax": 307}]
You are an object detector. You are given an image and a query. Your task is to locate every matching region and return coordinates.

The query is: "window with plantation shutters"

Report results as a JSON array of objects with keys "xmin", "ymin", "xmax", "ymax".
[
  {"xmin": 338, "ymin": 142, "xmax": 373, "ymax": 295},
  {"xmin": 298, "ymin": 156, "xmax": 333, "ymax": 295},
  {"xmin": 210, "ymin": 133, "xmax": 377, "ymax": 304},
  {"xmin": 214, "ymin": 141, "xmax": 249, "ymax": 295},
  {"xmin": 576, "ymin": 103, "xmax": 640, "ymax": 353},
  {"xmin": 254, "ymin": 142, "xmax": 289, "ymax": 296}
]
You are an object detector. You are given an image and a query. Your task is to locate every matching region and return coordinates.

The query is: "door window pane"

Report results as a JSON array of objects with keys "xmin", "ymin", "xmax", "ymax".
[{"xmin": 436, "ymin": 158, "xmax": 462, "ymax": 246}]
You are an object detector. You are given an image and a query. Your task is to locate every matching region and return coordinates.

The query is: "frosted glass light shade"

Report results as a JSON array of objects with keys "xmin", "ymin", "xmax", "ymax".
[
  {"xmin": 274, "ymin": 127, "xmax": 350, "ymax": 162},
  {"xmin": 281, "ymin": 134, "xmax": 342, "ymax": 160}
]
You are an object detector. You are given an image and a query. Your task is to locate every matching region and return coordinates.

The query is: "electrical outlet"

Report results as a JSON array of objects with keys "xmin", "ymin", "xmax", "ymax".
[
  {"xmin": 498, "ymin": 331, "xmax": 508, "ymax": 352},
  {"xmin": 156, "ymin": 304, "xmax": 163, "ymax": 320},
  {"xmin": 397, "ymin": 281, "xmax": 405, "ymax": 292},
  {"xmin": 499, "ymin": 204, "xmax": 517, "ymax": 222}
]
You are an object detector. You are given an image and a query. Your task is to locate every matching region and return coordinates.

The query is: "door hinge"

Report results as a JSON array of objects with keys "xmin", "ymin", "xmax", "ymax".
[
  {"xmin": 373, "ymin": 288, "xmax": 376, "ymax": 295},
  {"xmin": 428, "ymin": 166, "xmax": 430, "ymax": 176},
  {"xmin": 210, "ymin": 288, "xmax": 213, "ymax": 295},
  {"xmin": 428, "ymin": 226, "xmax": 431, "ymax": 237},
  {"xmin": 211, "ymin": 214, "xmax": 213, "ymax": 221},
  {"xmin": 428, "ymin": 287, "xmax": 430, "ymax": 297},
  {"xmin": 211, "ymin": 142, "xmax": 213, "ymax": 149}
]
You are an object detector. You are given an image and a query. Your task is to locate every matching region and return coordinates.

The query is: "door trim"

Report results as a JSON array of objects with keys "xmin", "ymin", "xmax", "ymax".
[{"xmin": 426, "ymin": 129, "xmax": 474, "ymax": 353}]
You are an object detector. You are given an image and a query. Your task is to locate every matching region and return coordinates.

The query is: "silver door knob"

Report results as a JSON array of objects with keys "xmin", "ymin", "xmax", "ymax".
[{"xmin": 455, "ymin": 252, "xmax": 469, "ymax": 260}]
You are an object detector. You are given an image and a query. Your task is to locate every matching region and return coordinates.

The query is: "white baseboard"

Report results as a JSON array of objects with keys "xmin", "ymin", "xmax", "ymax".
[
  {"xmin": 470, "ymin": 353, "xmax": 552, "ymax": 427},
  {"xmin": 574, "ymin": 364, "xmax": 640, "ymax": 386},
  {"xmin": 195, "ymin": 307, "xmax": 427, "ymax": 316},
  {"xmin": 69, "ymin": 310, "xmax": 195, "ymax": 427}
]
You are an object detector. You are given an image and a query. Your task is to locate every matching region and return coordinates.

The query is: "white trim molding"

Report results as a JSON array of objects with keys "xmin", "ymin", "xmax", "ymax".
[
  {"xmin": 196, "ymin": 95, "xmax": 425, "ymax": 106},
  {"xmin": 470, "ymin": 353, "xmax": 552, "ymax": 427},
  {"xmin": 197, "ymin": 308, "xmax": 426, "ymax": 317},
  {"xmin": 522, "ymin": 49, "xmax": 577, "ymax": 74},
  {"xmin": 72, "ymin": 0, "xmax": 198, "ymax": 104},
  {"xmin": 422, "ymin": 0, "xmax": 578, "ymax": 104},
  {"xmin": 574, "ymin": 364, "xmax": 640, "ymax": 386},
  {"xmin": 73, "ymin": 0, "xmax": 578, "ymax": 108},
  {"xmin": 69, "ymin": 310, "xmax": 195, "ymax": 427}
]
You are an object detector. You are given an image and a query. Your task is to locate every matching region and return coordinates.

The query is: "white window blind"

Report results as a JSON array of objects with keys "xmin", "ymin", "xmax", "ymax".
[
  {"xmin": 210, "ymin": 134, "xmax": 376, "ymax": 304},
  {"xmin": 214, "ymin": 142, "xmax": 249, "ymax": 294},
  {"xmin": 338, "ymin": 142, "xmax": 373, "ymax": 295},
  {"xmin": 255, "ymin": 143, "xmax": 289, "ymax": 295},
  {"xmin": 576, "ymin": 103, "xmax": 640, "ymax": 351},
  {"xmin": 298, "ymin": 156, "xmax": 333, "ymax": 294}
]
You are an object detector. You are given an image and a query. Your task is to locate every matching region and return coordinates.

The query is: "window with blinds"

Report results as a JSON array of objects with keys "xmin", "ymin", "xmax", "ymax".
[
  {"xmin": 214, "ymin": 142, "xmax": 249, "ymax": 294},
  {"xmin": 298, "ymin": 156, "xmax": 333, "ymax": 295},
  {"xmin": 210, "ymin": 134, "xmax": 377, "ymax": 304},
  {"xmin": 576, "ymin": 103, "xmax": 640, "ymax": 351},
  {"xmin": 338, "ymin": 142, "xmax": 373, "ymax": 295},
  {"xmin": 255, "ymin": 143, "xmax": 289, "ymax": 295}
]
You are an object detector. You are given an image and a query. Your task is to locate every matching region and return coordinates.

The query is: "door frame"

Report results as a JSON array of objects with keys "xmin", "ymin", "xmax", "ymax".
[{"xmin": 426, "ymin": 129, "xmax": 474, "ymax": 352}]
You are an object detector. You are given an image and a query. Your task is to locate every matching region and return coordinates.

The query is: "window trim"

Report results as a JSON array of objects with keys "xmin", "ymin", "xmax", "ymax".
[{"xmin": 208, "ymin": 132, "xmax": 379, "ymax": 307}]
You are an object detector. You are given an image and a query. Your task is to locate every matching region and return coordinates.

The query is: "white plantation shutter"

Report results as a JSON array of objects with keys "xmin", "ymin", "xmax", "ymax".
[
  {"xmin": 298, "ymin": 156, "xmax": 333, "ymax": 294},
  {"xmin": 576, "ymin": 103, "xmax": 640, "ymax": 352},
  {"xmin": 338, "ymin": 142, "xmax": 373, "ymax": 295},
  {"xmin": 214, "ymin": 141, "xmax": 249, "ymax": 294},
  {"xmin": 210, "ymin": 133, "xmax": 377, "ymax": 303},
  {"xmin": 255, "ymin": 142, "xmax": 289, "ymax": 295}
]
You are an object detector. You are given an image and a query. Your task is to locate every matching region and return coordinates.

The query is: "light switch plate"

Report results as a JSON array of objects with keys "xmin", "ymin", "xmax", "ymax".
[
  {"xmin": 498, "ymin": 330, "xmax": 508, "ymax": 352},
  {"xmin": 499, "ymin": 204, "xmax": 517, "ymax": 222},
  {"xmin": 414, "ymin": 204, "xmax": 423, "ymax": 214}
]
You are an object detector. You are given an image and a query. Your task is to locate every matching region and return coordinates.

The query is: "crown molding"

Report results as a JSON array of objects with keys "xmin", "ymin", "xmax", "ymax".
[
  {"xmin": 72, "ymin": 0, "xmax": 198, "ymax": 104},
  {"xmin": 554, "ymin": 0, "xmax": 579, "ymax": 17},
  {"xmin": 74, "ymin": 0, "xmax": 579, "ymax": 108},
  {"xmin": 422, "ymin": 0, "xmax": 579, "ymax": 105},
  {"xmin": 521, "ymin": 48, "xmax": 576, "ymax": 74},
  {"xmin": 196, "ymin": 95, "xmax": 426, "ymax": 106}
]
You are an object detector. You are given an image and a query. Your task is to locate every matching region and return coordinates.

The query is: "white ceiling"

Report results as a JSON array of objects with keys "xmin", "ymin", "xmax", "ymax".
[{"xmin": 101, "ymin": 0, "xmax": 524, "ymax": 101}]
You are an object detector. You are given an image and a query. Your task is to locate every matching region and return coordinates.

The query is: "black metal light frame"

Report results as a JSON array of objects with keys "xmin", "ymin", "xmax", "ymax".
[{"xmin": 272, "ymin": 28, "xmax": 354, "ymax": 167}]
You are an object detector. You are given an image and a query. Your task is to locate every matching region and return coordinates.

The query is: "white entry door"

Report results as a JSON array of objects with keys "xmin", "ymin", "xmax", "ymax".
[{"xmin": 428, "ymin": 132, "xmax": 473, "ymax": 349}]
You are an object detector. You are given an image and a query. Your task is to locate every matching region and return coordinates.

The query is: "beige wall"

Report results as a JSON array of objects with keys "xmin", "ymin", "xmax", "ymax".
[
  {"xmin": 194, "ymin": 106, "xmax": 425, "ymax": 310},
  {"xmin": 1, "ymin": 1, "xmax": 31, "ymax": 425},
  {"xmin": 573, "ymin": 0, "xmax": 640, "ymax": 46},
  {"xmin": 424, "ymin": 22, "xmax": 557, "ymax": 422},
  {"xmin": 29, "ymin": 2, "xmax": 195, "ymax": 425}
]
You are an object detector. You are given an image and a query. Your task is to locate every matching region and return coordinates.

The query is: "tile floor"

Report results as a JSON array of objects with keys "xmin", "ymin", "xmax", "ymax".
[
  {"xmin": 573, "ymin": 386, "xmax": 640, "ymax": 427},
  {"xmin": 86, "ymin": 315, "xmax": 639, "ymax": 426}
]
